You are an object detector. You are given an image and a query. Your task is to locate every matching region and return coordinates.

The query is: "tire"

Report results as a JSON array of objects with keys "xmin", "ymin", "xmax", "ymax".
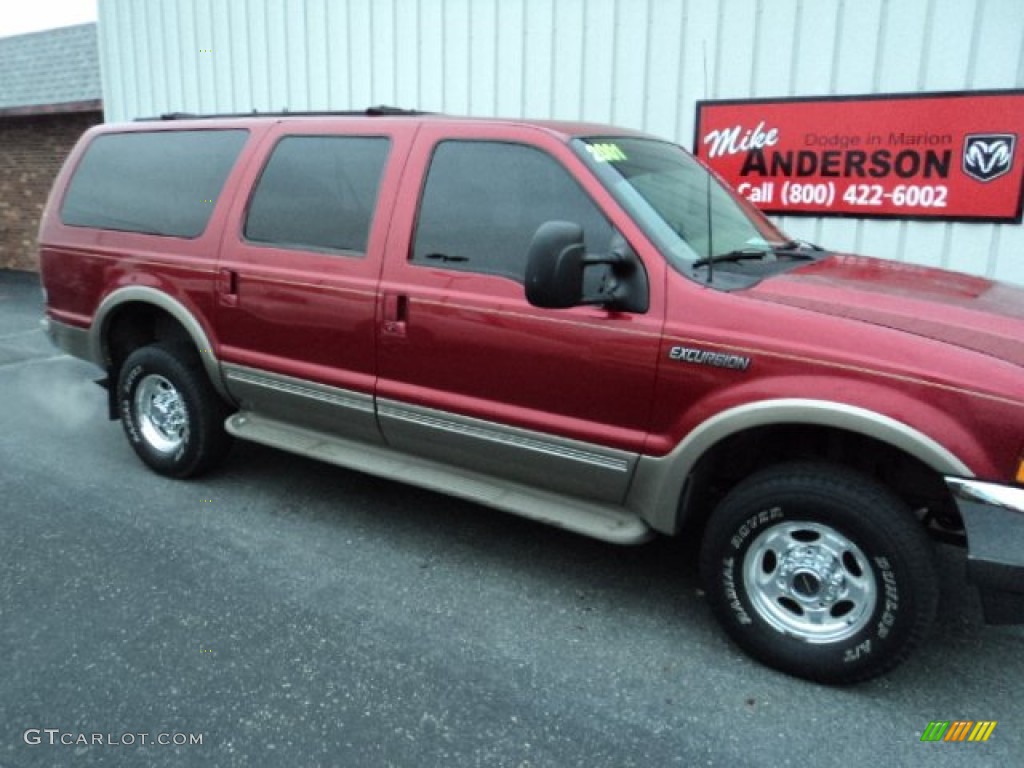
[
  {"xmin": 699, "ymin": 462, "xmax": 938, "ymax": 684},
  {"xmin": 117, "ymin": 343, "xmax": 233, "ymax": 478}
]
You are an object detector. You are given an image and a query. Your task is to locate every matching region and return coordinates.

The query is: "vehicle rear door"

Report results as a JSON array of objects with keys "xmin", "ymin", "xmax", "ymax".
[{"xmin": 215, "ymin": 120, "xmax": 415, "ymax": 443}]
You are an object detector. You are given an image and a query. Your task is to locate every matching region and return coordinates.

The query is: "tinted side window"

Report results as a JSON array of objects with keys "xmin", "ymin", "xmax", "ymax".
[
  {"xmin": 413, "ymin": 141, "xmax": 613, "ymax": 281},
  {"xmin": 244, "ymin": 136, "xmax": 390, "ymax": 254},
  {"xmin": 61, "ymin": 130, "xmax": 248, "ymax": 238}
]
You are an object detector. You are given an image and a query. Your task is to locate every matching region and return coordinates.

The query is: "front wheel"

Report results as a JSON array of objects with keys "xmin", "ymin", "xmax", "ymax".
[
  {"xmin": 117, "ymin": 343, "xmax": 232, "ymax": 478},
  {"xmin": 699, "ymin": 462, "xmax": 938, "ymax": 684}
]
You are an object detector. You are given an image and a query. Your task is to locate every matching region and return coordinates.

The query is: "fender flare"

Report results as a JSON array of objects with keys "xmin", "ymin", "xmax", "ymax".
[
  {"xmin": 627, "ymin": 398, "xmax": 973, "ymax": 534},
  {"xmin": 92, "ymin": 286, "xmax": 230, "ymax": 400}
]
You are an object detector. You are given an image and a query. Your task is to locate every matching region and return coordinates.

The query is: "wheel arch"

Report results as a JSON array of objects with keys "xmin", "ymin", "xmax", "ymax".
[
  {"xmin": 92, "ymin": 287, "xmax": 230, "ymax": 401},
  {"xmin": 628, "ymin": 399, "xmax": 972, "ymax": 535}
]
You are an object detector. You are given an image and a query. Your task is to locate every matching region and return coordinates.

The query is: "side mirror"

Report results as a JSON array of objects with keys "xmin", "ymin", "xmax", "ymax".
[
  {"xmin": 525, "ymin": 222, "xmax": 650, "ymax": 313},
  {"xmin": 525, "ymin": 221, "xmax": 586, "ymax": 309}
]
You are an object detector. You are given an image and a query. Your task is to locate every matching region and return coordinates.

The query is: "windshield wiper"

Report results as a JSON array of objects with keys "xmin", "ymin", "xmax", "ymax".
[
  {"xmin": 692, "ymin": 248, "xmax": 772, "ymax": 269},
  {"xmin": 779, "ymin": 239, "xmax": 825, "ymax": 252},
  {"xmin": 692, "ymin": 242, "xmax": 820, "ymax": 270}
]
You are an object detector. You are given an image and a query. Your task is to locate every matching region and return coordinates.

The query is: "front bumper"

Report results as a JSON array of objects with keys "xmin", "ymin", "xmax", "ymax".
[{"xmin": 946, "ymin": 477, "xmax": 1024, "ymax": 624}]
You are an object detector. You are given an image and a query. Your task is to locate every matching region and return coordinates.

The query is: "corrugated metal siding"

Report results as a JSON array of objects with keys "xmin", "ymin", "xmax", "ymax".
[{"xmin": 98, "ymin": 0, "xmax": 1024, "ymax": 283}]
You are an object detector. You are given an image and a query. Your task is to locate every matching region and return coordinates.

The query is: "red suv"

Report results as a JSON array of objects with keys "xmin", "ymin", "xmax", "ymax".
[{"xmin": 39, "ymin": 108, "xmax": 1024, "ymax": 683}]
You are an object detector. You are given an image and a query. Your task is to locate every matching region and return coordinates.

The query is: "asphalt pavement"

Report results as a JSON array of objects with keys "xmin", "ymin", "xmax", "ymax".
[{"xmin": 1, "ymin": 269, "xmax": 1020, "ymax": 767}]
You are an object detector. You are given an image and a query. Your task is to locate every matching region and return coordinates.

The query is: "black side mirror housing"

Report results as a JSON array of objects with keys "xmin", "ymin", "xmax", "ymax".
[
  {"xmin": 525, "ymin": 221, "xmax": 587, "ymax": 309},
  {"xmin": 525, "ymin": 221, "xmax": 649, "ymax": 313}
]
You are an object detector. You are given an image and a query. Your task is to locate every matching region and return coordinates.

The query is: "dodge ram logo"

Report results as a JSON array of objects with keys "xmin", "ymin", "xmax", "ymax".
[{"xmin": 962, "ymin": 134, "xmax": 1016, "ymax": 182}]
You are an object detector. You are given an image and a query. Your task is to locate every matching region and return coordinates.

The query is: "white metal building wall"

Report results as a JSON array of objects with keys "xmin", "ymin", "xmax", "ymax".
[{"xmin": 97, "ymin": 0, "xmax": 1024, "ymax": 283}]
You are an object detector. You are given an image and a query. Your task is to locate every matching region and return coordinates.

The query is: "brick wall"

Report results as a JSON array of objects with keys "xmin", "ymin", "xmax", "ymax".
[{"xmin": 0, "ymin": 111, "xmax": 101, "ymax": 272}]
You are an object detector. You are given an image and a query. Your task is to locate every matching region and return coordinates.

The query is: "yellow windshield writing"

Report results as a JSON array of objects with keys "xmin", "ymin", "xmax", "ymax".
[{"xmin": 586, "ymin": 142, "xmax": 628, "ymax": 163}]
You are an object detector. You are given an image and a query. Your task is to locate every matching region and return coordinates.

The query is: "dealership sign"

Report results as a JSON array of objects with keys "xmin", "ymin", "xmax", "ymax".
[{"xmin": 694, "ymin": 91, "xmax": 1024, "ymax": 222}]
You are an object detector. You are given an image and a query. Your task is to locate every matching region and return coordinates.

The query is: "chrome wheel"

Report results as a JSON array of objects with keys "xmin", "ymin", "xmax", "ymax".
[
  {"xmin": 133, "ymin": 373, "xmax": 188, "ymax": 454},
  {"xmin": 702, "ymin": 463, "xmax": 938, "ymax": 682},
  {"xmin": 742, "ymin": 521, "xmax": 876, "ymax": 643}
]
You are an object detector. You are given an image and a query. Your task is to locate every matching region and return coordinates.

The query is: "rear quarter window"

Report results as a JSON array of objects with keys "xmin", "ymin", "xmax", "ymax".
[{"xmin": 60, "ymin": 129, "xmax": 249, "ymax": 238}]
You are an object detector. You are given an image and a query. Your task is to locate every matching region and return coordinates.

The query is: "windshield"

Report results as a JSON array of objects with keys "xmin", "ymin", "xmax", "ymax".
[{"xmin": 574, "ymin": 137, "xmax": 793, "ymax": 281}]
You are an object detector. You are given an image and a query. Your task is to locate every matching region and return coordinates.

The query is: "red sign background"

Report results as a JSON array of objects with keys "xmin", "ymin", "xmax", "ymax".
[{"xmin": 694, "ymin": 91, "xmax": 1024, "ymax": 222}]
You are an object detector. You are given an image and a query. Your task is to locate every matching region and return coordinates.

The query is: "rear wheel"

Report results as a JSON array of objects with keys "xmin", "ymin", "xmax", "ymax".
[
  {"xmin": 117, "ymin": 343, "xmax": 232, "ymax": 478},
  {"xmin": 699, "ymin": 462, "xmax": 938, "ymax": 684}
]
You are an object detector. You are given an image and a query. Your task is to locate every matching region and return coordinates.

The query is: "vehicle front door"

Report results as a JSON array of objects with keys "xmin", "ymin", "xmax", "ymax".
[{"xmin": 376, "ymin": 124, "xmax": 666, "ymax": 503}]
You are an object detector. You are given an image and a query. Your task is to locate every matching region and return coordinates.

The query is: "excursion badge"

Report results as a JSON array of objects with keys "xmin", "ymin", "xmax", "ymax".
[{"xmin": 668, "ymin": 345, "xmax": 752, "ymax": 371}]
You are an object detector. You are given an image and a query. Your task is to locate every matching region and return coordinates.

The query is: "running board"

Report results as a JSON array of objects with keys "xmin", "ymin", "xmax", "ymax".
[{"xmin": 225, "ymin": 412, "xmax": 653, "ymax": 545}]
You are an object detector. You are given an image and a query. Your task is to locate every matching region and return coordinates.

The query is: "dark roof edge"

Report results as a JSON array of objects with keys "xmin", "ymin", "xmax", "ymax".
[
  {"xmin": 0, "ymin": 21, "xmax": 96, "ymax": 43},
  {"xmin": 135, "ymin": 105, "xmax": 427, "ymax": 121},
  {"xmin": 0, "ymin": 99, "xmax": 102, "ymax": 118}
]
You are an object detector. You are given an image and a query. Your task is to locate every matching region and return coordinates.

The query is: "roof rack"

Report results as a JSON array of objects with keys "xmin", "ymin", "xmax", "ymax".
[{"xmin": 134, "ymin": 105, "xmax": 427, "ymax": 122}]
